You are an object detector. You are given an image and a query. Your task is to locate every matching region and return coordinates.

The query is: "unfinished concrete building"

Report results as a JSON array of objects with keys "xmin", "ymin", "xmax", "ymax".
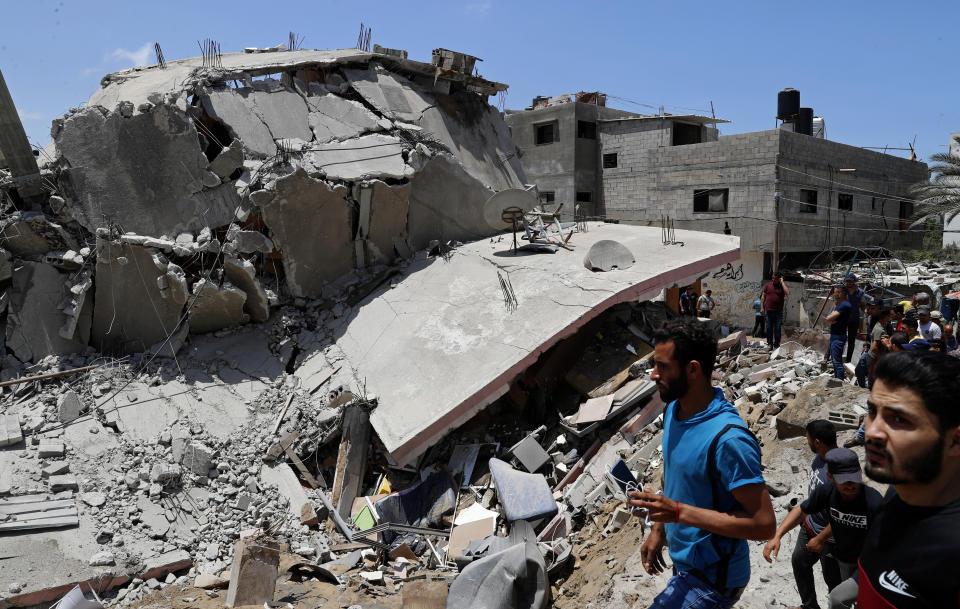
[
  {"xmin": 507, "ymin": 92, "xmax": 928, "ymax": 325},
  {"xmin": 0, "ymin": 47, "xmax": 526, "ymax": 365}
]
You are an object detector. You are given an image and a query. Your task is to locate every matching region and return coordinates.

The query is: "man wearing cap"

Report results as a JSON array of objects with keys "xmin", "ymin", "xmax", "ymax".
[
  {"xmin": 762, "ymin": 271, "xmax": 790, "ymax": 349},
  {"xmin": 844, "ymin": 274, "xmax": 865, "ymax": 363},
  {"xmin": 856, "ymin": 307, "xmax": 892, "ymax": 389},
  {"xmin": 858, "ymin": 351, "xmax": 960, "ymax": 607},
  {"xmin": 917, "ymin": 306, "xmax": 941, "ymax": 342},
  {"xmin": 826, "ymin": 286, "xmax": 852, "ymax": 380},
  {"xmin": 763, "ymin": 420, "xmax": 842, "ymax": 609}
]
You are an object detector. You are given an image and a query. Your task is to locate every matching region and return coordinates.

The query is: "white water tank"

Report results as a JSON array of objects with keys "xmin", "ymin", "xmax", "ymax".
[{"xmin": 813, "ymin": 117, "xmax": 826, "ymax": 139}]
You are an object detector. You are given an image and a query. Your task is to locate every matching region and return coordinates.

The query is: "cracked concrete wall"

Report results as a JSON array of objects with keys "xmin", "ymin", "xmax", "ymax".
[
  {"xmin": 6, "ymin": 262, "xmax": 91, "ymax": 362},
  {"xmin": 7, "ymin": 51, "xmax": 527, "ymax": 362},
  {"xmin": 260, "ymin": 170, "xmax": 353, "ymax": 299},
  {"xmin": 57, "ymin": 103, "xmax": 236, "ymax": 237},
  {"xmin": 91, "ymin": 241, "xmax": 185, "ymax": 355}
]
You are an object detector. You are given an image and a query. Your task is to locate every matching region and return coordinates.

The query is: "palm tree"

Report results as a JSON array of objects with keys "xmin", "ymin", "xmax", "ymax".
[{"xmin": 911, "ymin": 135, "xmax": 960, "ymax": 225}]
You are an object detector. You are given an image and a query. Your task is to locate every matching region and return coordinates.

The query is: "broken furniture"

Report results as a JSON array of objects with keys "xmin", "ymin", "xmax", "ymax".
[{"xmin": 488, "ymin": 458, "xmax": 558, "ymax": 523}]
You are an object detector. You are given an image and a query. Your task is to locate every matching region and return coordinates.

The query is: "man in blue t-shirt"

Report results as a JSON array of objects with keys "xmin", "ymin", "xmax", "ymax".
[
  {"xmin": 843, "ymin": 274, "xmax": 864, "ymax": 363},
  {"xmin": 826, "ymin": 286, "xmax": 852, "ymax": 380},
  {"xmin": 628, "ymin": 318, "xmax": 776, "ymax": 609}
]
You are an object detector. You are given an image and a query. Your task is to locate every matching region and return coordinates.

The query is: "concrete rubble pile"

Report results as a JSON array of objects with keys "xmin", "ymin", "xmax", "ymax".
[{"xmin": 0, "ymin": 44, "xmax": 524, "ymax": 369}]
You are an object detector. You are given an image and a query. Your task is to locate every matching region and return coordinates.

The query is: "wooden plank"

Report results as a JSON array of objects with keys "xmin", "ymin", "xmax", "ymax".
[
  {"xmin": 285, "ymin": 446, "xmax": 321, "ymax": 489},
  {"xmin": 0, "ymin": 499, "xmax": 75, "ymax": 515},
  {"xmin": 0, "ymin": 516, "xmax": 79, "ymax": 531}
]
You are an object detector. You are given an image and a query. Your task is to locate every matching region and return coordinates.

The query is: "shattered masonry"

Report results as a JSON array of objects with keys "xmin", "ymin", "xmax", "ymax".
[{"xmin": 0, "ymin": 47, "xmax": 525, "ymax": 364}]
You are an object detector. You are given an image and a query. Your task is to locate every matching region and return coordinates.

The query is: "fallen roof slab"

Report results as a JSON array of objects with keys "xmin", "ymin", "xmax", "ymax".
[{"xmin": 334, "ymin": 223, "xmax": 739, "ymax": 465}]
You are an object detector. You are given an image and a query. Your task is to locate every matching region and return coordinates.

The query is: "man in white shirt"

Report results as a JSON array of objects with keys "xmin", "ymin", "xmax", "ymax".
[
  {"xmin": 918, "ymin": 306, "xmax": 942, "ymax": 341},
  {"xmin": 698, "ymin": 290, "xmax": 715, "ymax": 318}
]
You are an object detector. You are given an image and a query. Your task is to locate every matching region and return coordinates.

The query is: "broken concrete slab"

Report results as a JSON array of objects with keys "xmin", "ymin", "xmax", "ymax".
[
  {"xmin": 306, "ymin": 85, "xmax": 382, "ymax": 143},
  {"xmin": 364, "ymin": 180, "xmax": 410, "ymax": 265},
  {"xmin": 57, "ymin": 390, "xmax": 83, "ymax": 423},
  {"xmin": 90, "ymin": 241, "xmax": 184, "ymax": 355},
  {"xmin": 225, "ymin": 536, "xmax": 281, "ymax": 607},
  {"xmin": 305, "ymin": 133, "xmax": 411, "ymax": 181},
  {"xmin": 259, "ymin": 169, "xmax": 353, "ymax": 298},
  {"xmin": 6, "ymin": 262, "xmax": 91, "ymax": 362},
  {"xmin": 0, "ymin": 212, "xmax": 78, "ymax": 256},
  {"xmin": 57, "ymin": 103, "xmax": 234, "ymax": 236},
  {"xmin": 405, "ymin": 154, "xmax": 494, "ymax": 251},
  {"xmin": 344, "ymin": 63, "xmax": 435, "ymax": 123},
  {"xmin": 0, "ymin": 414, "xmax": 23, "ymax": 447},
  {"xmin": 584, "ymin": 240, "xmax": 635, "ymax": 272},
  {"xmin": 223, "ymin": 256, "xmax": 270, "ymax": 323},
  {"xmin": 346, "ymin": 224, "xmax": 739, "ymax": 465},
  {"xmin": 188, "ymin": 278, "xmax": 248, "ymax": 334},
  {"xmin": 200, "ymin": 89, "xmax": 278, "ymax": 158},
  {"xmin": 208, "ymin": 139, "xmax": 244, "ymax": 180},
  {"xmin": 260, "ymin": 462, "xmax": 313, "ymax": 523}
]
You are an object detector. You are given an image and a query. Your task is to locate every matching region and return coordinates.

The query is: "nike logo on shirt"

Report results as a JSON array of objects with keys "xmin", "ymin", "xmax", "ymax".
[{"xmin": 878, "ymin": 570, "xmax": 916, "ymax": 599}]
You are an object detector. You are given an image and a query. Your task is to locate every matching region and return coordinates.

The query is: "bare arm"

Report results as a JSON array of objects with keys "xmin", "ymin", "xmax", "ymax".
[
  {"xmin": 806, "ymin": 523, "xmax": 832, "ymax": 553},
  {"xmin": 763, "ymin": 504, "xmax": 806, "ymax": 562},
  {"xmin": 826, "ymin": 309, "xmax": 840, "ymax": 323},
  {"xmin": 630, "ymin": 482, "xmax": 776, "ymax": 541},
  {"xmin": 782, "ymin": 282, "xmax": 790, "ymax": 297}
]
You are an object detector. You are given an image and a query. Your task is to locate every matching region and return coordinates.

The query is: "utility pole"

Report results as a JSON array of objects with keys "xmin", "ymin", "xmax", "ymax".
[{"xmin": 773, "ymin": 155, "xmax": 781, "ymax": 274}]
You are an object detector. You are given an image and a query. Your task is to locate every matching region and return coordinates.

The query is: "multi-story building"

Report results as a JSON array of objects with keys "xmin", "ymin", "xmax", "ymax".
[{"xmin": 507, "ymin": 94, "xmax": 928, "ymax": 325}]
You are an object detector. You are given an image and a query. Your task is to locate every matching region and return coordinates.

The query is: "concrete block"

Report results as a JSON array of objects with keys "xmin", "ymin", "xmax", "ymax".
[
  {"xmin": 748, "ymin": 367, "xmax": 776, "ymax": 383},
  {"xmin": 49, "ymin": 474, "xmax": 78, "ymax": 491},
  {"xmin": 181, "ymin": 441, "xmax": 215, "ymax": 476},
  {"xmin": 225, "ymin": 536, "xmax": 282, "ymax": 608},
  {"xmin": 0, "ymin": 415, "xmax": 23, "ymax": 447},
  {"xmin": 38, "ymin": 440, "xmax": 66, "ymax": 458},
  {"xmin": 57, "ymin": 390, "xmax": 83, "ymax": 423}
]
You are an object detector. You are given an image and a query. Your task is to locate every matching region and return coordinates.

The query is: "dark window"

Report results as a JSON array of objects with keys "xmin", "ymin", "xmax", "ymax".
[
  {"xmin": 838, "ymin": 193, "xmax": 853, "ymax": 211},
  {"xmin": 535, "ymin": 122, "xmax": 556, "ymax": 145},
  {"xmin": 541, "ymin": 191, "xmax": 555, "ymax": 203},
  {"xmin": 672, "ymin": 122, "xmax": 702, "ymax": 146},
  {"xmin": 576, "ymin": 191, "xmax": 592, "ymax": 203},
  {"xmin": 693, "ymin": 188, "xmax": 729, "ymax": 213},
  {"xmin": 577, "ymin": 120, "xmax": 597, "ymax": 139},
  {"xmin": 871, "ymin": 197, "xmax": 878, "ymax": 210},
  {"xmin": 799, "ymin": 189, "xmax": 818, "ymax": 213},
  {"xmin": 899, "ymin": 201, "xmax": 913, "ymax": 219},
  {"xmin": 602, "ymin": 153, "xmax": 618, "ymax": 168}
]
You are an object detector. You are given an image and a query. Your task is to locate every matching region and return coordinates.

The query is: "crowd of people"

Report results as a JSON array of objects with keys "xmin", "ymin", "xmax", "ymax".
[{"xmin": 626, "ymin": 317, "xmax": 959, "ymax": 609}]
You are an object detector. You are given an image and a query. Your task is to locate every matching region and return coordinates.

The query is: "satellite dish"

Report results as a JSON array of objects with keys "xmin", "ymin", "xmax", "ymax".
[{"xmin": 483, "ymin": 189, "xmax": 539, "ymax": 231}]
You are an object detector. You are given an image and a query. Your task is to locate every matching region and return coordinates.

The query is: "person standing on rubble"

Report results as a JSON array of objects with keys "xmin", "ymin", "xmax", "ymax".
[
  {"xmin": 762, "ymin": 271, "xmax": 790, "ymax": 349},
  {"xmin": 629, "ymin": 317, "xmax": 776, "ymax": 609},
  {"xmin": 857, "ymin": 351, "xmax": 960, "ymax": 607},
  {"xmin": 762, "ymin": 420, "xmax": 842, "ymax": 609},
  {"xmin": 753, "ymin": 296, "xmax": 766, "ymax": 338},
  {"xmin": 698, "ymin": 290, "xmax": 716, "ymax": 319},
  {"xmin": 843, "ymin": 274, "xmax": 865, "ymax": 363},
  {"xmin": 826, "ymin": 286, "xmax": 852, "ymax": 380},
  {"xmin": 856, "ymin": 307, "xmax": 892, "ymax": 389}
]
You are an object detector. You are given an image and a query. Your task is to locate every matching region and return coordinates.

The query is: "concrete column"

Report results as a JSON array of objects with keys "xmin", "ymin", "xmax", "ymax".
[{"xmin": 0, "ymin": 68, "xmax": 42, "ymax": 198}]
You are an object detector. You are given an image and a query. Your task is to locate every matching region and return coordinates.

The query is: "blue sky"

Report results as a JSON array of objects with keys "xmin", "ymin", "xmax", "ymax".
[{"xmin": 3, "ymin": 1, "xmax": 957, "ymax": 161}]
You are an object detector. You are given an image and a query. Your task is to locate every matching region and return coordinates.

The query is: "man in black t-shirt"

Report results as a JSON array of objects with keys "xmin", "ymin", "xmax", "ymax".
[
  {"xmin": 763, "ymin": 420, "xmax": 842, "ymax": 609},
  {"xmin": 805, "ymin": 448, "xmax": 883, "ymax": 609},
  {"xmin": 858, "ymin": 351, "xmax": 960, "ymax": 608}
]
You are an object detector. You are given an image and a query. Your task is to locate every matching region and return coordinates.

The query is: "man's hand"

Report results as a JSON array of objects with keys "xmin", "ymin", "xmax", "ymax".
[
  {"xmin": 628, "ymin": 490, "xmax": 680, "ymax": 524},
  {"xmin": 762, "ymin": 536, "xmax": 781, "ymax": 563},
  {"xmin": 640, "ymin": 524, "xmax": 668, "ymax": 575},
  {"xmin": 806, "ymin": 535, "xmax": 825, "ymax": 553}
]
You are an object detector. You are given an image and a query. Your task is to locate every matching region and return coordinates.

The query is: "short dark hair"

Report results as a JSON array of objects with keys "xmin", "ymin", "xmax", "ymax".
[
  {"xmin": 873, "ymin": 351, "xmax": 960, "ymax": 430},
  {"xmin": 835, "ymin": 285, "xmax": 848, "ymax": 296},
  {"xmin": 806, "ymin": 419, "xmax": 837, "ymax": 447},
  {"xmin": 890, "ymin": 331, "xmax": 909, "ymax": 346},
  {"xmin": 654, "ymin": 317, "xmax": 717, "ymax": 376}
]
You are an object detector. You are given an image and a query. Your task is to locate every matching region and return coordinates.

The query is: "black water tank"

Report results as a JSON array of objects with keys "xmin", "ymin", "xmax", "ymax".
[
  {"xmin": 796, "ymin": 107, "xmax": 814, "ymax": 135},
  {"xmin": 777, "ymin": 88, "xmax": 800, "ymax": 119}
]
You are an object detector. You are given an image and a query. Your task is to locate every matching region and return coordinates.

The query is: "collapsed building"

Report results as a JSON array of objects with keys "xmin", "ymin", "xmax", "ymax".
[{"xmin": 0, "ymin": 46, "xmax": 524, "ymax": 365}]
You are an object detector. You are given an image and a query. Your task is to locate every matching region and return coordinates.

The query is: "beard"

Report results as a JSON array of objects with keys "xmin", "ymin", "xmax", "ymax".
[
  {"xmin": 658, "ymin": 371, "xmax": 690, "ymax": 403},
  {"xmin": 865, "ymin": 436, "xmax": 944, "ymax": 484}
]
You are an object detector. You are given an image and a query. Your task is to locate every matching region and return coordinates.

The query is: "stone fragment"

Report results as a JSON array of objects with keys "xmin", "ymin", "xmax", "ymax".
[
  {"xmin": 81, "ymin": 492, "xmax": 107, "ymax": 507},
  {"xmin": 0, "ymin": 212, "xmax": 78, "ymax": 256},
  {"xmin": 49, "ymin": 474, "xmax": 79, "ymax": 491},
  {"xmin": 150, "ymin": 463, "xmax": 180, "ymax": 483},
  {"xmin": 209, "ymin": 140, "xmax": 244, "ymax": 180},
  {"xmin": 194, "ymin": 574, "xmax": 228, "ymax": 589},
  {"xmin": 42, "ymin": 462, "xmax": 70, "ymax": 478},
  {"xmin": 89, "ymin": 551, "xmax": 116, "ymax": 566},
  {"xmin": 223, "ymin": 257, "xmax": 269, "ymax": 323},
  {"xmin": 305, "ymin": 133, "xmax": 411, "ymax": 181},
  {"xmin": 225, "ymin": 536, "xmax": 282, "ymax": 608},
  {"xmin": 0, "ymin": 415, "xmax": 23, "ymax": 447},
  {"xmin": 38, "ymin": 439, "xmax": 66, "ymax": 458},
  {"xmin": 188, "ymin": 279, "xmax": 248, "ymax": 334},
  {"xmin": 57, "ymin": 390, "xmax": 83, "ymax": 423}
]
